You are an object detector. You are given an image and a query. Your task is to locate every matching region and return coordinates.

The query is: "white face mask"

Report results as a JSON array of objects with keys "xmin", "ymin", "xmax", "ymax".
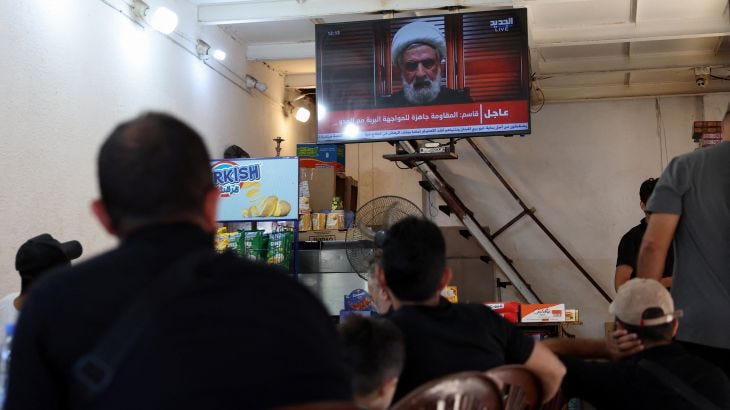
[{"xmin": 402, "ymin": 68, "xmax": 442, "ymax": 104}]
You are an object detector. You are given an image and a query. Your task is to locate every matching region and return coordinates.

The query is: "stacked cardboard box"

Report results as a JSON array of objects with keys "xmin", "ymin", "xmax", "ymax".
[{"xmin": 297, "ymin": 144, "xmax": 356, "ymax": 240}]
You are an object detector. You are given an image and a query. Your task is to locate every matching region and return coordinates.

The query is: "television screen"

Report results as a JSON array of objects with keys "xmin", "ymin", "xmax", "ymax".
[{"xmin": 315, "ymin": 9, "xmax": 530, "ymax": 144}]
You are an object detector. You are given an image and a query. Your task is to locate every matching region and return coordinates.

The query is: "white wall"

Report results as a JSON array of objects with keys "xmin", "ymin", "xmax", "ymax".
[
  {"xmin": 0, "ymin": 0, "xmax": 313, "ymax": 295},
  {"xmin": 345, "ymin": 142, "xmax": 423, "ymax": 209},
  {"xmin": 349, "ymin": 94, "xmax": 729, "ymax": 337},
  {"xmin": 436, "ymin": 95, "xmax": 730, "ymax": 337}
]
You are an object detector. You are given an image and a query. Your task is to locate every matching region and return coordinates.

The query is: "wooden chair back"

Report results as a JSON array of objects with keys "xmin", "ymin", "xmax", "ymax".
[
  {"xmin": 391, "ymin": 371, "xmax": 503, "ymax": 410},
  {"xmin": 540, "ymin": 389, "xmax": 569, "ymax": 410},
  {"xmin": 485, "ymin": 365, "xmax": 543, "ymax": 410}
]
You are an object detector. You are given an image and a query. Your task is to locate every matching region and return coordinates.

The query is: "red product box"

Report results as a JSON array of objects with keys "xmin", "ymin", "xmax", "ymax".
[
  {"xmin": 520, "ymin": 303, "xmax": 565, "ymax": 322},
  {"xmin": 484, "ymin": 302, "xmax": 520, "ymax": 324}
]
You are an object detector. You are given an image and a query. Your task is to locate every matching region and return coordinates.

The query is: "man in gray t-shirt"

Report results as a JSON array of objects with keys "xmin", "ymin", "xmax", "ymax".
[{"xmin": 637, "ymin": 110, "xmax": 730, "ymax": 377}]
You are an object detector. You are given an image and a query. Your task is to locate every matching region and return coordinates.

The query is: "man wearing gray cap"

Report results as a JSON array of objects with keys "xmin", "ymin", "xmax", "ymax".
[
  {"xmin": 545, "ymin": 278, "xmax": 730, "ymax": 409},
  {"xmin": 380, "ymin": 21, "xmax": 473, "ymax": 107}
]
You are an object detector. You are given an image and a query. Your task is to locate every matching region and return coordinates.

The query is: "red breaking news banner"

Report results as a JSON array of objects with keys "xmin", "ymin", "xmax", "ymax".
[{"xmin": 318, "ymin": 101, "xmax": 529, "ymax": 142}]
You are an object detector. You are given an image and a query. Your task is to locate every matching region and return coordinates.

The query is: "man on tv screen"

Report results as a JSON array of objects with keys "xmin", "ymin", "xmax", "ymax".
[{"xmin": 381, "ymin": 21, "xmax": 473, "ymax": 107}]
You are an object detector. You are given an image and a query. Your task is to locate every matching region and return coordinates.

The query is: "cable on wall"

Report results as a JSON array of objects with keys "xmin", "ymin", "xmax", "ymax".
[{"xmin": 654, "ymin": 97, "xmax": 669, "ymax": 171}]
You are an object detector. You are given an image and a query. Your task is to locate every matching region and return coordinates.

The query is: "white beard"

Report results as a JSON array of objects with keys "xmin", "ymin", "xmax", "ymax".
[{"xmin": 402, "ymin": 69, "xmax": 442, "ymax": 105}]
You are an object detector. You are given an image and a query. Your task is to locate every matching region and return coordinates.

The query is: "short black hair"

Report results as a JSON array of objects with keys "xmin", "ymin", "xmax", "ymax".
[
  {"xmin": 617, "ymin": 307, "xmax": 673, "ymax": 343},
  {"xmin": 223, "ymin": 144, "xmax": 250, "ymax": 159},
  {"xmin": 639, "ymin": 178, "xmax": 658, "ymax": 205},
  {"xmin": 339, "ymin": 315, "xmax": 404, "ymax": 398},
  {"xmin": 18, "ymin": 247, "xmax": 69, "ymax": 295},
  {"xmin": 381, "ymin": 217, "xmax": 445, "ymax": 302},
  {"xmin": 97, "ymin": 112, "xmax": 214, "ymax": 232}
]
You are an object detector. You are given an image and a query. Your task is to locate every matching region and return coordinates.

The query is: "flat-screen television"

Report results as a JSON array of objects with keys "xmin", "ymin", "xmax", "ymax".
[{"xmin": 315, "ymin": 9, "xmax": 530, "ymax": 144}]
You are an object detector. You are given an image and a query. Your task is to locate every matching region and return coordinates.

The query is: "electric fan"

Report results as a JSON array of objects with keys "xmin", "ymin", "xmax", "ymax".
[{"xmin": 346, "ymin": 195, "xmax": 423, "ymax": 280}]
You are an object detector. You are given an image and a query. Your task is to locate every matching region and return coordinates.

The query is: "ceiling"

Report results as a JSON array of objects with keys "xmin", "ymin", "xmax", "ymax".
[{"xmin": 191, "ymin": 0, "xmax": 730, "ymax": 101}]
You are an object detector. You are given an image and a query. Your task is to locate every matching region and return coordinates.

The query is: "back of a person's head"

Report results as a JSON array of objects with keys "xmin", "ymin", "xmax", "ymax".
[
  {"xmin": 381, "ymin": 217, "xmax": 445, "ymax": 302},
  {"xmin": 339, "ymin": 315, "xmax": 404, "ymax": 400},
  {"xmin": 610, "ymin": 278, "xmax": 678, "ymax": 344},
  {"xmin": 98, "ymin": 112, "xmax": 213, "ymax": 232},
  {"xmin": 618, "ymin": 308, "xmax": 674, "ymax": 343},
  {"xmin": 639, "ymin": 177, "xmax": 658, "ymax": 205},
  {"xmin": 15, "ymin": 234, "xmax": 83, "ymax": 294},
  {"xmin": 223, "ymin": 144, "xmax": 250, "ymax": 159}
]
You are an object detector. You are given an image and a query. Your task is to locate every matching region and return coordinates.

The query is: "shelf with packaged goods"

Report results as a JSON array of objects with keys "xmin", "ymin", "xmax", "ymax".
[{"xmin": 215, "ymin": 220, "xmax": 297, "ymax": 274}]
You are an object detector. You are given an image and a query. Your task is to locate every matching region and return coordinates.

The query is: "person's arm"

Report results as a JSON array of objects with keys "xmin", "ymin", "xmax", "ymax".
[
  {"xmin": 659, "ymin": 276, "xmax": 673, "ymax": 288},
  {"xmin": 523, "ymin": 341, "xmax": 566, "ymax": 403},
  {"xmin": 4, "ymin": 294, "xmax": 61, "ymax": 409},
  {"xmin": 614, "ymin": 230, "xmax": 636, "ymax": 292},
  {"xmin": 542, "ymin": 329, "xmax": 643, "ymax": 361},
  {"xmin": 637, "ymin": 213, "xmax": 679, "ymax": 280},
  {"xmin": 614, "ymin": 265, "xmax": 633, "ymax": 292},
  {"xmin": 543, "ymin": 337, "xmax": 608, "ymax": 359}
]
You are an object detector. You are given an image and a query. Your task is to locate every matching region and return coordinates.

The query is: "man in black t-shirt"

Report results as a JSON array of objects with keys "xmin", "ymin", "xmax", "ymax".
[
  {"xmin": 615, "ymin": 177, "xmax": 673, "ymax": 291},
  {"xmin": 375, "ymin": 217, "xmax": 565, "ymax": 403}
]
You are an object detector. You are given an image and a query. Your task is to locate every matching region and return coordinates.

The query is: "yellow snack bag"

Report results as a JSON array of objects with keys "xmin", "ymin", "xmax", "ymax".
[{"xmin": 214, "ymin": 227, "xmax": 229, "ymax": 252}]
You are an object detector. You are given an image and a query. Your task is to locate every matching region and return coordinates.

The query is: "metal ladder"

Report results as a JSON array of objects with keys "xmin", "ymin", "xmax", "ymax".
[{"xmin": 396, "ymin": 139, "xmax": 612, "ymax": 304}]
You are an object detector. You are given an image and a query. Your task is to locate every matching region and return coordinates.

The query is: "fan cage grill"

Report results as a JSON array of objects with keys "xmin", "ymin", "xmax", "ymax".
[{"xmin": 346, "ymin": 196, "xmax": 422, "ymax": 279}]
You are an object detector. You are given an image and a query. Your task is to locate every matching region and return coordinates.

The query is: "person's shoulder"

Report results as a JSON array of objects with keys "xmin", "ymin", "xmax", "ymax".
[
  {"xmin": 697, "ymin": 140, "xmax": 730, "ymax": 163},
  {"xmin": 624, "ymin": 221, "xmax": 646, "ymax": 239},
  {"xmin": 29, "ymin": 249, "xmax": 111, "ymax": 294},
  {"xmin": 387, "ymin": 301, "xmax": 450, "ymax": 325},
  {"xmin": 672, "ymin": 142, "xmax": 729, "ymax": 164},
  {"xmin": 454, "ymin": 302, "xmax": 488, "ymax": 314},
  {"xmin": 664, "ymin": 343, "xmax": 730, "ymax": 380},
  {"xmin": 17, "ymin": 250, "xmax": 119, "ymax": 322},
  {"xmin": 454, "ymin": 302, "xmax": 511, "ymax": 328},
  {"xmin": 618, "ymin": 227, "xmax": 634, "ymax": 244},
  {"xmin": 462, "ymin": 302, "xmax": 500, "ymax": 316},
  {"xmin": 212, "ymin": 253, "xmax": 328, "ymax": 309},
  {"xmin": 213, "ymin": 252, "xmax": 295, "ymax": 283}
]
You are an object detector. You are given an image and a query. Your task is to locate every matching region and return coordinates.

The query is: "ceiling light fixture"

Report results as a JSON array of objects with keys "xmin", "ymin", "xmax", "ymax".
[
  {"xmin": 284, "ymin": 94, "xmax": 312, "ymax": 123},
  {"xmin": 212, "ymin": 49, "xmax": 226, "ymax": 61},
  {"xmin": 294, "ymin": 107, "xmax": 311, "ymax": 123},
  {"xmin": 244, "ymin": 75, "xmax": 268, "ymax": 92},
  {"xmin": 132, "ymin": 0, "xmax": 179, "ymax": 34},
  {"xmin": 196, "ymin": 40, "xmax": 227, "ymax": 62}
]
